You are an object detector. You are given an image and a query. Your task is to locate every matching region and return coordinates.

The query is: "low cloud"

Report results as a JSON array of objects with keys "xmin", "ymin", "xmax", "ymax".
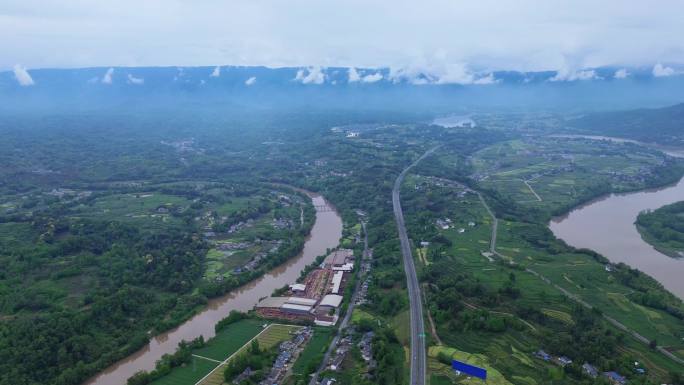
[
  {"xmin": 652, "ymin": 63, "xmax": 676, "ymax": 77},
  {"xmin": 362, "ymin": 72, "xmax": 383, "ymax": 83},
  {"xmin": 614, "ymin": 68, "xmax": 629, "ymax": 79},
  {"xmin": 294, "ymin": 66, "xmax": 326, "ymax": 84},
  {"xmin": 348, "ymin": 67, "xmax": 361, "ymax": 82},
  {"xmin": 13, "ymin": 64, "xmax": 34, "ymax": 86},
  {"xmin": 101, "ymin": 67, "xmax": 114, "ymax": 84},
  {"xmin": 210, "ymin": 66, "xmax": 221, "ymax": 77},
  {"xmin": 245, "ymin": 76, "xmax": 256, "ymax": 85},
  {"xmin": 388, "ymin": 64, "xmax": 495, "ymax": 85},
  {"xmin": 473, "ymin": 73, "xmax": 498, "ymax": 85},
  {"xmin": 550, "ymin": 68, "xmax": 598, "ymax": 82},
  {"xmin": 127, "ymin": 74, "xmax": 144, "ymax": 85}
]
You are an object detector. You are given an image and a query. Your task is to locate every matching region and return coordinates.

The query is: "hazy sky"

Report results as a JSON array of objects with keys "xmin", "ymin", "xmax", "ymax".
[{"xmin": 2, "ymin": 0, "xmax": 684, "ymax": 72}]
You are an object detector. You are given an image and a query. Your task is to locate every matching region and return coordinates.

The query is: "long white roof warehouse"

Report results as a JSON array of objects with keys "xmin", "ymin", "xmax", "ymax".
[{"xmin": 331, "ymin": 271, "xmax": 344, "ymax": 294}]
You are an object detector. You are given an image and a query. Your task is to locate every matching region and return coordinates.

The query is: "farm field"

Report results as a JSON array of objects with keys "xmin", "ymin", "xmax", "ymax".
[
  {"xmin": 400, "ymin": 160, "xmax": 684, "ymax": 384},
  {"xmin": 151, "ymin": 320, "xmax": 302, "ymax": 385},
  {"xmin": 470, "ymin": 137, "xmax": 682, "ymax": 215}
]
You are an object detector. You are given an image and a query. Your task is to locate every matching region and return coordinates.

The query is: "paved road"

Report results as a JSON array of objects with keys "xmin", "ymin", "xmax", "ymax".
[
  {"xmin": 309, "ymin": 221, "xmax": 370, "ymax": 385},
  {"xmin": 393, "ymin": 147, "xmax": 439, "ymax": 385}
]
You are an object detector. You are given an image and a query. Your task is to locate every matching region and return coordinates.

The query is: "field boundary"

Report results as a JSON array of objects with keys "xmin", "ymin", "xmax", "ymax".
[{"xmin": 193, "ymin": 323, "xmax": 297, "ymax": 385}]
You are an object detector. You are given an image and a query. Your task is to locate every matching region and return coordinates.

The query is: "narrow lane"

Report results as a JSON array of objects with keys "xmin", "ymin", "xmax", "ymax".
[{"xmin": 309, "ymin": 221, "xmax": 370, "ymax": 385}]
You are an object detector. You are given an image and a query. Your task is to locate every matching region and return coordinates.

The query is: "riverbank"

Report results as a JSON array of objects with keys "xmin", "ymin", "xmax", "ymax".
[
  {"xmin": 550, "ymin": 177, "xmax": 684, "ymax": 299},
  {"xmin": 84, "ymin": 192, "xmax": 343, "ymax": 385},
  {"xmin": 636, "ymin": 224, "xmax": 684, "ymax": 259},
  {"xmin": 635, "ymin": 201, "xmax": 684, "ymax": 259}
]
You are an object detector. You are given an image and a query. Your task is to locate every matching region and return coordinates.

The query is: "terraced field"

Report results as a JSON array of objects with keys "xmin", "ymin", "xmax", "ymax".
[{"xmin": 428, "ymin": 346, "xmax": 513, "ymax": 385}]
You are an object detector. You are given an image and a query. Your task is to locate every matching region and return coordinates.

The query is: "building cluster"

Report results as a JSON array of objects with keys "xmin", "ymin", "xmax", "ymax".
[
  {"xmin": 436, "ymin": 218, "xmax": 453, "ymax": 230},
  {"xmin": 256, "ymin": 249, "xmax": 355, "ymax": 326},
  {"xmin": 47, "ymin": 188, "xmax": 92, "ymax": 200},
  {"xmin": 319, "ymin": 328, "xmax": 375, "ymax": 384},
  {"xmin": 258, "ymin": 327, "xmax": 313, "ymax": 385},
  {"xmin": 533, "ymin": 350, "xmax": 572, "ymax": 367},
  {"xmin": 271, "ymin": 218, "xmax": 293, "ymax": 230},
  {"xmin": 328, "ymin": 333, "xmax": 353, "ymax": 371},
  {"xmin": 535, "ymin": 351, "xmax": 630, "ymax": 384},
  {"xmin": 211, "ymin": 239, "xmax": 282, "ymax": 276},
  {"xmin": 358, "ymin": 331, "xmax": 374, "ymax": 363}
]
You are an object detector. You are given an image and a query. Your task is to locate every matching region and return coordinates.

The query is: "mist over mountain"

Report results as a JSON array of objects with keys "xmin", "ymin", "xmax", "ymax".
[
  {"xmin": 2, "ymin": 66, "xmax": 683, "ymax": 115},
  {"xmin": 570, "ymin": 102, "xmax": 684, "ymax": 145}
]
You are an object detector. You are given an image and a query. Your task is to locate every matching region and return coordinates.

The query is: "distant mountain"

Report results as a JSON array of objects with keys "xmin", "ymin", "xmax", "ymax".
[
  {"xmin": 1, "ymin": 66, "xmax": 684, "ymax": 114},
  {"xmin": 569, "ymin": 103, "xmax": 684, "ymax": 145}
]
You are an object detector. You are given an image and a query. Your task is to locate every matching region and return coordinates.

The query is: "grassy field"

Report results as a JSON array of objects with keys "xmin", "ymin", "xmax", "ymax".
[
  {"xmin": 195, "ymin": 323, "xmax": 302, "ymax": 385},
  {"xmin": 191, "ymin": 320, "xmax": 265, "ymax": 361},
  {"xmin": 149, "ymin": 359, "xmax": 219, "ymax": 385},
  {"xmin": 149, "ymin": 320, "xmax": 305, "ymax": 385},
  {"xmin": 70, "ymin": 192, "xmax": 192, "ymax": 230}
]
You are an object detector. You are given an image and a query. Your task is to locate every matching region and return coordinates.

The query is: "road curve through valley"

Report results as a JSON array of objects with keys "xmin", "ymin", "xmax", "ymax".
[{"xmin": 392, "ymin": 146, "xmax": 439, "ymax": 385}]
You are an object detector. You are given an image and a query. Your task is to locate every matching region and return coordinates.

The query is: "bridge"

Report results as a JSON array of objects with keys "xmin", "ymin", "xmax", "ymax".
[{"xmin": 313, "ymin": 204, "xmax": 335, "ymax": 212}]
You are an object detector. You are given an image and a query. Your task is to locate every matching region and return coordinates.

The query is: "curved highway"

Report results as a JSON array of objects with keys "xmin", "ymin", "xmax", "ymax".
[{"xmin": 392, "ymin": 146, "xmax": 439, "ymax": 385}]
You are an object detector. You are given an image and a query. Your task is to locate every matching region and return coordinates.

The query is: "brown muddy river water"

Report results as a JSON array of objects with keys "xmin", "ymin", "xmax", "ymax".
[
  {"xmin": 550, "ymin": 177, "xmax": 684, "ymax": 299},
  {"xmin": 85, "ymin": 193, "xmax": 343, "ymax": 385}
]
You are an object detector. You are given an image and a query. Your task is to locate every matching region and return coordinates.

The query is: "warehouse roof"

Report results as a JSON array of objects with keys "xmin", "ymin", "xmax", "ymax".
[
  {"xmin": 256, "ymin": 297, "xmax": 289, "ymax": 308},
  {"xmin": 332, "ymin": 262, "xmax": 354, "ymax": 272},
  {"xmin": 282, "ymin": 303, "xmax": 314, "ymax": 312},
  {"xmin": 320, "ymin": 294, "xmax": 344, "ymax": 308},
  {"xmin": 287, "ymin": 297, "xmax": 318, "ymax": 306},
  {"xmin": 289, "ymin": 283, "xmax": 306, "ymax": 292},
  {"xmin": 331, "ymin": 271, "xmax": 344, "ymax": 294},
  {"xmin": 330, "ymin": 249, "xmax": 354, "ymax": 266}
]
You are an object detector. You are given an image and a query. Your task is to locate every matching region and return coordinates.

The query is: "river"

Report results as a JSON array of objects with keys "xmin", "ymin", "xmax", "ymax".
[
  {"xmin": 85, "ymin": 192, "xmax": 343, "ymax": 385},
  {"xmin": 550, "ymin": 177, "xmax": 684, "ymax": 299}
]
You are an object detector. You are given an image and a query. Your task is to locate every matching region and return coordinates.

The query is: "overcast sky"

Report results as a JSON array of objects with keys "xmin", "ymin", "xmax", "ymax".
[{"xmin": 2, "ymin": 0, "xmax": 684, "ymax": 72}]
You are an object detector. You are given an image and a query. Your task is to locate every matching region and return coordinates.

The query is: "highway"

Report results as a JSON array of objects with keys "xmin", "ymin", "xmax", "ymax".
[{"xmin": 392, "ymin": 146, "xmax": 439, "ymax": 385}]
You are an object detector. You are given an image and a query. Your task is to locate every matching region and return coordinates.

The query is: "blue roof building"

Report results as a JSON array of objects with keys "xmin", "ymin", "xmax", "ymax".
[{"xmin": 603, "ymin": 371, "xmax": 627, "ymax": 385}]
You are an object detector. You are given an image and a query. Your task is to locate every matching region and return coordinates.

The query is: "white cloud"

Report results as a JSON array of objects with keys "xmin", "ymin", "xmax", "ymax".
[
  {"xmin": 361, "ymin": 72, "xmax": 383, "ymax": 83},
  {"xmin": 127, "ymin": 73, "xmax": 144, "ymax": 85},
  {"xmin": 13, "ymin": 64, "xmax": 34, "ymax": 86},
  {"xmin": 245, "ymin": 76, "xmax": 256, "ymax": 85},
  {"xmin": 101, "ymin": 67, "xmax": 114, "ymax": 84},
  {"xmin": 293, "ymin": 66, "xmax": 325, "ymax": 84},
  {"xmin": 473, "ymin": 73, "xmax": 498, "ymax": 85},
  {"xmin": 210, "ymin": 66, "xmax": 220, "ymax": 77},
  {"xmin": 348, "ymin": 67, "xmax": 361, "ymax": 82},
  {"xmin": 550, "ymin": 68, "xmax": 598, "ymax": 81},
  {"xmin": 614, "ymin": 68, "xmax": 629, "ymax": 79},
  {"xmin": 388, "ymin": 63, "xmax": 495, "ymax": 85},
  {"xmin": 652, "ymin": 63, "xmax": 676, "ymax": 77}
]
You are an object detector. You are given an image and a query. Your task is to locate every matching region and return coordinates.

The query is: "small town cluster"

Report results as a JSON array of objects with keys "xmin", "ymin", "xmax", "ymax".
[{"xmin": 259, "ymin": 327, "xmax": 313, "ymax": 385}]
